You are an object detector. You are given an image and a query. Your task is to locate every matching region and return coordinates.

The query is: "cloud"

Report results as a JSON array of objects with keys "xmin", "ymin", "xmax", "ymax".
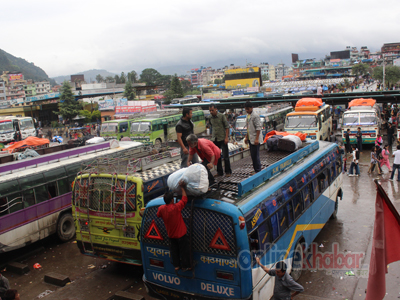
[{"xmin": 1, "ymin": 0, "xmax": 400, "ymax": 77}]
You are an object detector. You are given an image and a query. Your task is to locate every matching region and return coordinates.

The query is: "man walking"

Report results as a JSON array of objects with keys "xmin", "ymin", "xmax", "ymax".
[
  {"xmin": 176, "ymin": 108, "xmax": 198, "ymax": 168},
  {"xmin": 244, "ymin": 101, "xmax": 262, "ymax": 173},
  {"xmin": 255, "ymin": 257, "xmax": 304, "ymax": 300},
  {"xmin": 186, "ymin": 134, "xmax": 220, "ymax": 186},
  {"xmin": 209, "ymin": 104, "xmax": 232, "ymax": 177},
  {"xmin": 389, "ymin": 145, "xmax": 400, "ymax": 181},
  {"xmin": 349, "ymin": 144, "xmax": 360, "ymax": 176},
  {"xmin": 157, "ymin": 180, "xmax": 190, "ymax": 271},
  {"xmin": 345, "ymin": 128, "xmax": 351, "ymax": 153},
  {"xmin": 356, "ymin": 127, "xmax": 363, "ymax": 153}
]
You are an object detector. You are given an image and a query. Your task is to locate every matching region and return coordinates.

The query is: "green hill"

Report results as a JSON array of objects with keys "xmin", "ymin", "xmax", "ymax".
[{"xmin": 0, "ymin": 49, "xmax": 56, "ymax": 85}]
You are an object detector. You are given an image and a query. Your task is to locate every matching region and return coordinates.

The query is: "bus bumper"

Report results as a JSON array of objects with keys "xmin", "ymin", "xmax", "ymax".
[{"xmin": 143, "ymin": 275, "xmax": 251, "ymax": 300}]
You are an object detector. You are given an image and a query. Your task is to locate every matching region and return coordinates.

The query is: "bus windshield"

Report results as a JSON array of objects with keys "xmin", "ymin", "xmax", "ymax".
[
  {"xmin": 130, "ymin": 122, "xmax": 151, "ymax": 133},
  {"xmin": 235, "ymin": 118, "xmax": 246, "ymax": 129},
  {"xmin": 286, "ymin": 115, "xmax": 317, "ymax": 128},
  {"xmin": 101, "ymin": 123, "xmax": 118, "ymax": 133},
  {"xmin": 19, "ymin": 119, "xmax": 34, "ymax": 130},
  {"xmin": 359, "ymin": 113, "xmax": 377, "ymax": 125},
  {"xmin": 0, "ymin": 121, "xmax": 13, "ymax": 133},
  {"xmin": 342, "ymin": 113, "xmax": 359, "ymax": 125}
]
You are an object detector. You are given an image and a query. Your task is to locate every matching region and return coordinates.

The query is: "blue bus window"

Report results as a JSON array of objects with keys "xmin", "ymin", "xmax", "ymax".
[
  {"xmin": 258, "ymin": 222, "xmax": 271, "ymax": 250},
  {"xmin": 277, "ymin": 207, "xmax": 288, "ymax": 235},
  {"xmin": 270, "ymin": 214, "xmax": 279, "ymax": 240},
  {"xmin": 302, "ymin": 185, "xmax": 311, "ymax": 208},
  {"xmin": 312, "ymin": 179, "xmax": 320, "ymax": 199},
  {"xmin": 286, "ymin": 201, "xmax": 294, "ymax": 225},
  {"xmin": 292, "ymin": 193, "xmax": 302, "ymax": 219}
]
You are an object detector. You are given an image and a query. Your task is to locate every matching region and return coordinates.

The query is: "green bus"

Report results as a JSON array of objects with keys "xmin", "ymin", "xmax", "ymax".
[
  {"xmin": 100, "ymin": 118, "xmax": 138, "ymax": 140},
  {"xmin": 129, "ymin": 110, "xmax": 206, "ymax": 145}
]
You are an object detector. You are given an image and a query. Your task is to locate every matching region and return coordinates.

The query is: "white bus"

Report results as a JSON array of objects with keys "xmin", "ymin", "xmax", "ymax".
[
  {"xmin": 171, "ymin": 97, "xmax": 198, "ymax": 105},
  {"xmin": 284, "ymin": 98, "xmax": 332, "ymax": 141},
  {"xmin": 341, "ymin": 98, "xmax": 381, "ymax": 144}
]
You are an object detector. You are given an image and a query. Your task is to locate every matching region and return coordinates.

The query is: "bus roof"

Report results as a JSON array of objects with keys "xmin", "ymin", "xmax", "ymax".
[
  {"xmin": 286, "ymin": 111, "xmax": 318, "ymax": 116},
  {"xmin": 0, "ymin": 141, "xmax": 143, "ymax": 181}
]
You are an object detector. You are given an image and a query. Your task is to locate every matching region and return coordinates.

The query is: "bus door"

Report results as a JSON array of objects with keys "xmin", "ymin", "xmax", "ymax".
[{"xmin": 162, "ymin": 119, "xmax": 168, "ymax": 142}]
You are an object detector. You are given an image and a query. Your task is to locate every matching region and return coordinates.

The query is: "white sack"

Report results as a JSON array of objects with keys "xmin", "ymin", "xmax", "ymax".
[
  {"xmin": 281, "ymin": 135, "xmax": 302, "ymax": 150},
  {"xmin": 167, "ymin": 163, "xmax": 209, "ymax": 196}
]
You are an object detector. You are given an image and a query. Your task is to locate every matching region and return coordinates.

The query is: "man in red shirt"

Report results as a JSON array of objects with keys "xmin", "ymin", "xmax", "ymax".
[
  {"xmin": 157, "ymin": 180, "xmax": 191, "ymax": 271},
  {"xmin": 186, "ymin": 134, "xmax": 220, "ymax": 186}
]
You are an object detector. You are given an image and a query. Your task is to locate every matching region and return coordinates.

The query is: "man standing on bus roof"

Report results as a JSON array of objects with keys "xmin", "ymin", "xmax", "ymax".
[
  {"xmin": 176, "ymin": 108, "xmax": 199, "ymax": 168},
  {"xmin": 244, "ymin": 101, "xmax": 262, "ymax": 174},
  {"xmin": 157, "ymin": 180, "xmax": 191, "ymax": 271},
  {"xmin": 255, "ymin": 258, "xmax": 304, "ymax": 300},
  {"xmin": 317, "ymin": 85, "xmax": 323, "ymax": 96},
  {"xmin": 209, "ymin": 104, "xmax": 232, "ymax": 177},
  {"xmin": 356, "ymin": 127, "xmax": 363, "ymax": 153}
]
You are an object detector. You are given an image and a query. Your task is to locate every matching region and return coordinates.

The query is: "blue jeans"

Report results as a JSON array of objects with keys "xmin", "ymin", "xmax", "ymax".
[
  {"xmin": 249, "ymin": 143, "xmax": 261, "ymax": 172},
  {"xmin": 390, "ymin": 164, "xmax": 400, "ymax": 180},
  {"xmin": 349, "ymin": 162, "xmax": 360, "ymax": 175}
]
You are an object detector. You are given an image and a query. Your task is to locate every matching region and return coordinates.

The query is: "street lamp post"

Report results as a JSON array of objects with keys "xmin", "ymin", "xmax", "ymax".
[{"xmin": 382, "ymin": 54, "xmax": 385, "ymax": 90}]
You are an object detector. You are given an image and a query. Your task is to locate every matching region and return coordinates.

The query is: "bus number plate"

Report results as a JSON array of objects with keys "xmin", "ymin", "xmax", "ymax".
[{"xmin": 124, "ymin": 226, "xmax": 135, "ymax": 238}]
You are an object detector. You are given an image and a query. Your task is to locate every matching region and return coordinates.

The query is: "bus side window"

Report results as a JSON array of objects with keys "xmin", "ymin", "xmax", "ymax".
[
  {"xmin": 317, "ymin": 172, "xmax": 326, "ymax": 194},
  {"xmin": 286, "ymin": 200, "xmax": 294, "ymax": 225},
  {"xmin": 258, "ymin": 221, "xmax": 271, "ymax": 251},
  {"xmin": 8, "ymin": 193, "xmax": 23, "ymax": 213},
  {"xmin": 277, "ymin": 207, "xmax": 288, "ymax": 235},
  {"xmin": 35, "ymin": 185, "xmax": 49, "ymax": 203},
  {"xmin": 292, "ymin": 192, "xmax": 303, "ymax": 219},
  {"xmin": 269, "ymin": 214, "xmax": 279, "ymax": 241},
  {"xmin": 58, "ymin": 178, "xmax": 69, "ymax": 194},
  {"xmin": 47, "ymin": 182, "xmax": 58, "ymax": 198},
  {"xmin": 302, "ymin": 184, "xmax": 312, "ymax": 208},
  {"xmin": 249, "ymin": 231, "xmax": 259, "ymax": 252},
  {"xmin": 336, "ymin": 161, "xmax": 342, "ymax": 176},
  {"xmin": 22, "ymin": 189, "xmax": 35, "ymax": 207},
  {"xmin": 312, "ymin": 179, "xmax": 320, "ymax": 199}
]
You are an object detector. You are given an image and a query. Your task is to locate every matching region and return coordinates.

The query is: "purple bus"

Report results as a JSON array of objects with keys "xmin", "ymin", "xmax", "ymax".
[{"xmin": 0, "ymin": 141, "xmax": 143, "ymax": 253}]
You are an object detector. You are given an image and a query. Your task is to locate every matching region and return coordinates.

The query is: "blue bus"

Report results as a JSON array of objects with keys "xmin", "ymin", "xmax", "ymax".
[
  {"xmin": 234, "ymin": 105, "xmax": 293, "ymax": 140},
  {"xmin": 140, "ymin": 140, "xmax": 343, "ymax": 300}
]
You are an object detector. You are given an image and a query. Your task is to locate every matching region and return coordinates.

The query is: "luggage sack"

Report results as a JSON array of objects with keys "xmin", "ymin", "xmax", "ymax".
[
  {"xmin": 267, "ymin": 135, "xmax": 283, "ymax": 151},
  {"xmin": 278, "ymin": 135, "xmax": 302, "ymax": 152}
]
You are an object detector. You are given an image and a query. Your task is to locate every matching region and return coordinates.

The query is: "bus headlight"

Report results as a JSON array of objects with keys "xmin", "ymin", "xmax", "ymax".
[{"xmin": 371, "ymin": 133, "xmax": 376, "ymax": 137}]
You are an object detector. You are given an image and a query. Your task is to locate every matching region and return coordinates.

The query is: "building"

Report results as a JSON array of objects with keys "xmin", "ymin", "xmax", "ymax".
[
  {"xmin": 24, "ymin": 83, "xmax": 37, "ymax": 97},
  {"xmin": 35, "ymin": 81, "xmax": 51, "ymax": 95},
  {"xmin": 259, "ymin": 63, "xmax": 270, "ymax": 79},
  {"xmin": 0, "ymin": 80, "xmax": 6, "ymax": 102},
  {"xmin": 269, "ymin": 65, "xmax": 276, "ymax": 80},
  {"xmin": 5, "ymin": 74, "xmax": 26, "ymax": 102},
  {"xmin": 381, "ymin": 42, "xmax": 400, "ymax": 58},
  {"xmin": 275, "ymin": 63, "xmax": 291, "ymax": 80}
]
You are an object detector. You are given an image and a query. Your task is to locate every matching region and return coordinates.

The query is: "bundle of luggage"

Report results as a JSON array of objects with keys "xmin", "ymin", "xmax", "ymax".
[{"xmin": 264, "ymin": 130, "xmax": 306, "ymax": 152}]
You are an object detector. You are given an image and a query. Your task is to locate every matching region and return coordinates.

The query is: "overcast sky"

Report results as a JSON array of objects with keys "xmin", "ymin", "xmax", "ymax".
[{"xmin": 2, "ymin": 0, "xmax": 400, "ymax": 77}]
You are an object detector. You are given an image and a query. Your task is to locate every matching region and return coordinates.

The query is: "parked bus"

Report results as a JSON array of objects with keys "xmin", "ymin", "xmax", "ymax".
[
  {"xmin": 129, "ymin": 110, "xmax": 206, "ymax": 145},
  {"xmin": 0, "ymin": 119, "xmax": 15, "ymax": 143},
  {"xmin": 341, "ymin": 98, "xmax": 381, "ymax": 144},
  {"xmin": 171, "ymin": 97, "xmax": 199, "ymax": 105},
  {"xmin": 234, "ymin": 104, "xmax": 294, "ymax": 140},
  {"xmin": 100, "ymin": 119, "xmax": 135, "ymax": 140},
  {"xmin": 140, "ymin": 140, "xmax": 343, "ymax": 300},
  {"xmin": 285, "ymin": 98, "xmax": 332, "ymax": 141},
  {"xmin": 0, "ymin": 141, "xmax": 143, "ymax": 253},
  {"xmin": 72, "ymin": 145, "xmax": 181, "ymax": 265},
  {"xmin": 0, "ymin": 116, "xmax": 36, "ymax": 142}
]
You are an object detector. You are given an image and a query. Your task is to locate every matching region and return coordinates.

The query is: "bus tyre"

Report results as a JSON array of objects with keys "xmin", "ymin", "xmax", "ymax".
[
  {"xmin": 291, "ymin": 242, "xmax": 304, "ymax": 281},
  {"xmin": 330, "ymin": 195, "xmax": 339, "ymax": 219},
  {"xmin": 57, "ymin": 213, "xmax": 75, "ymax": 242}
]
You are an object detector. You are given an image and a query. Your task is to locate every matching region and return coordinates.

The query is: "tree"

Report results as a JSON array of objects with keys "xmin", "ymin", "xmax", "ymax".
[
  {"xmin": 262, "ymin": 74, "xmax": 269, "ymax": 81},
  {"xmin": 123, "ymin": 81, "xmax": 136, "ymax": 100},
  {"xmin": 127, "ymin": 70, "xmax": 138, "ymax": 83},
  {"xmin": 181, "ymin": 80, "xmax": 192, "ymax": 92},
  {"xmin": 120, "ymin": 72, "xmax": 126, "ymax": 84},
  {"xmin": 214, "ymin": 79, "xmax": 223, "ymax": 85},
  {"xmin": 95, "ymin": 74, "xmax": 104, "ymax": 83},
  {"xmin": 53, "ymin": 81, "xmax": 82, "ymax": 122},
  {"xmin": 105, "ymin": 76, "xmax": 114, "ymax": 83},
  {"xmin": 140, "ymin": 68, "xmax": 162, "ymax": 86},
  {"xmin": 352, "ymin": 63, "xmax": 369, "ymax": 77},
  {"xmin": 114, "ymin": 74, "xmax": 120, "ymax": 84},
  {"xmin": 372, "ymin": 66, "xmax": 400, "ymax": 88},
  {"xmin": 163, "ymin": 75, "xmax": 184, "ymax": 103},
  {"xmin": 79, "ymin": 109, "xmax": 101, "ymax": 123}
]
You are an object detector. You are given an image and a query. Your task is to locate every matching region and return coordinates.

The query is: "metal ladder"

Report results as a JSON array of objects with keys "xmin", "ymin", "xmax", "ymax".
[{"xmin": 110, "ymin": 173, "xmax": 128, "ymax": 229}]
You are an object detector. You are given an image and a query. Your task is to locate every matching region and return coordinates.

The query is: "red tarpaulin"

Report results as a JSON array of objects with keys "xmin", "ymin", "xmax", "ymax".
[
  {"xmin": 3, "ymin": 136, "xmax": 49, "ymax": 153},
  {"xmin": 365, "ymin": 180, "xmax": 400, "ymax": 300}
]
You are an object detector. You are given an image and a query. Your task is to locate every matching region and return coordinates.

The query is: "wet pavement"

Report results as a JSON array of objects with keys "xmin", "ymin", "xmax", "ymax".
[{"xmin": 2, "ymin": 140, "xmax": 400, "ymax": 300}]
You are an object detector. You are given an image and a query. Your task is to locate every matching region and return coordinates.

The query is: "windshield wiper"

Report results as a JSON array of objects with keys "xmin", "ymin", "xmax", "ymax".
[{"xmin": 306, "ymin": 121, "xmax": 316, "ymax": 131}]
